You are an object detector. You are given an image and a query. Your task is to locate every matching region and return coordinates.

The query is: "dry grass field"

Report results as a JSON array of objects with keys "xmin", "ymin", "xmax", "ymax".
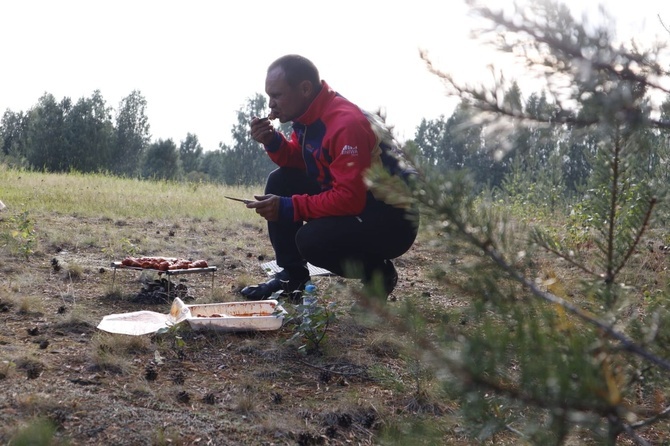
[
  {"xmin": 0, "ymin": 167, "xmax": 473, "ymax": 445},
  {"xmin": 3, "ymin": 166, "xmax": 669, "ymax": 445}
]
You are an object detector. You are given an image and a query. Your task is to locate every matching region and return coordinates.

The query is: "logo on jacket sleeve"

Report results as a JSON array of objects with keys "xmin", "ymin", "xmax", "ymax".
[{"xmin": 341, "ymin": 145, "xmax": 359, "ymax": 156}]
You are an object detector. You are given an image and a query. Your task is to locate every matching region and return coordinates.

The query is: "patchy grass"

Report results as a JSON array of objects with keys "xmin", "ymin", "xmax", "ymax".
[
  {"xmin": 0, "ymin": 170, "xmax": 461, "ymax": 444},
  {"xmin": 2, "ymin": 167, "xmax": 668, "ymax": 444}
]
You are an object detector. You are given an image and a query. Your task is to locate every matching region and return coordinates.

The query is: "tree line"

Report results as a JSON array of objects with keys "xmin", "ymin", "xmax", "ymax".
[
  {"xmin": 2, "ymin": 64, "xmax": 669, "ymax": 204},
  {"xmin": 411, "ymin": 82, "xmax": 670, "ymax": 210},
  {"xmin": 0, "ymin": 90, "xmax": 286, "ymax": 185},
  {"xmin": 2, "ymin": 90, "xmax": 150, "ymax": 177}
]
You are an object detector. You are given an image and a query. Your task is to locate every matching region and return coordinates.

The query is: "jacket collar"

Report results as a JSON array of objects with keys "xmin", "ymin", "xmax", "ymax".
[{"xmin": 294, "ymin": 81, "xmax": 335, "ymax": 126}]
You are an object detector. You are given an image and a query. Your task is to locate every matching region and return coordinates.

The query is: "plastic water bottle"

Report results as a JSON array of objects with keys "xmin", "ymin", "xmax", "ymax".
[{"xmin": 302, "ymin": 284, "xmax": 317, "ymax": 322}]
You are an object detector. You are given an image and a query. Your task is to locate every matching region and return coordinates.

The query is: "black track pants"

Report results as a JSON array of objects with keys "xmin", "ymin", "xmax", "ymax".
[{"xmin": 265, "ymin": 167, "xmax": 419, "ymax": 280}]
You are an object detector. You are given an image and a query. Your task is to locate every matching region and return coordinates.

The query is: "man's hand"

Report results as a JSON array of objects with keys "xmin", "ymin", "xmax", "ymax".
[
  {"xmin": 250, "ymin": 116, "xmax": 276, "ymax": 146},
  {"xmin": 247, "ymin": 194, "xmax": 281, "ymax": 221}
]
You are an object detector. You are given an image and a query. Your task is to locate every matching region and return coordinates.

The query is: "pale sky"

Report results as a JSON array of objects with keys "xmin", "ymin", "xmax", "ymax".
[{"xmin": 1, "ymin": 0, "xmax": 669, "ymax": 151}]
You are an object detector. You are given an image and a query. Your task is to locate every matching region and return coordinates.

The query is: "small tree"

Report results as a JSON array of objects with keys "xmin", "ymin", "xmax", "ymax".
[
  {"xmin": 114, "ymin": 90, "xmax": 151, "ymax": 177},
  {"xmin": 199, "ymin": 147, "xmax": 228, "ymax": 183},
  {"xmin": 179, "ymin": 132, "xmax": 204, "ymax": 175},
  {"xmin": 142, "ymin": 138, "xmax": 181, "ymax": 181},
  {"xmin": 0, "ymin": 109, "xmax": 30, "ymax": 167},
  {"xmin": 220, "ymin": 94, "xmax": 278, "ymax": 185},
  {"xmin": 64, "ymin": 90, "xmax": 114, "ymax": 173},
  {"xmin": 370, "ymin": 1, "xmax": 670, "ymax": 444},
  {"xmin": 25, "ymin": 93, "xmax": 70, "ymax": 172}
]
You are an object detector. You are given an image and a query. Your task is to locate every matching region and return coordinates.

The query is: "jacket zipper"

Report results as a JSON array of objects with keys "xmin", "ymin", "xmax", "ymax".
[{"xmin": 301, "ymin": 125, "xmax": 308, "ymax": 169}]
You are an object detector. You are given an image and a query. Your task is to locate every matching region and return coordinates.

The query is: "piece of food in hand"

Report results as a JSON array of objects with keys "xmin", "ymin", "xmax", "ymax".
[{"xmin": 268, "ymin": 111, "xmax": 277, "ymax": 120}]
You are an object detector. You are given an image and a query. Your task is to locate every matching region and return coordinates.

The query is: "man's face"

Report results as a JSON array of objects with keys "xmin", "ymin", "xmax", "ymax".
[{"xmin": 265, "ymin": 67, "xmax": 311, "ymax": 123}]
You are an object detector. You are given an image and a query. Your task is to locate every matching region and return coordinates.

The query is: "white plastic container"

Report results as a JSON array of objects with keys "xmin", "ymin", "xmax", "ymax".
[{"xmin": 97, "ymin": 298, "xmax": 286, "ymax": 335}]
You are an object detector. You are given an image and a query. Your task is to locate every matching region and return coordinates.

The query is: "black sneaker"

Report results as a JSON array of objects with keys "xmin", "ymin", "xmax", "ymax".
[
  {"xmin": 363, "ymin": 260, "xmax": 398, "ymax": 300},
  {"xmin": 279, "ymin": 277, "xmax": 311, "ymax": 303},
  {"xmin": 240, "ymin": 271, "xmax": 310, "ymax": 300},
  {"xmin": 382, "ymin": 260, "xmax": 398, "ymax": 296},
  {"xmin": 240, "ymin": 276, "xmax": 283, "ymax": 299}
]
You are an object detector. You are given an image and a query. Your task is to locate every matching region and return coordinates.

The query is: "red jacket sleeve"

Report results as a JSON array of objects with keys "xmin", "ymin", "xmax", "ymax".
[
  {"xmin": 291, "ymin": 116, "xmax": 376, "ymax": 220},
  {"xmin": 265, "ymin": 131, "xmax": 307, "ymax": 170}
]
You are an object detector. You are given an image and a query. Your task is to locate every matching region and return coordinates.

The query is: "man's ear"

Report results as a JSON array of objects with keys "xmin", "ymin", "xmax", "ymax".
[{"xmin": 299, "ymin": 80, "xmax": 313, "ymax": 97}]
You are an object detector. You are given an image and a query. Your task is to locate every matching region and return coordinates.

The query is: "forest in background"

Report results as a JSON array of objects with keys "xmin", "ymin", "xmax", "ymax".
[{"xmin": 3, "ymin": 83, "xmax": 670, "ymax": 206}]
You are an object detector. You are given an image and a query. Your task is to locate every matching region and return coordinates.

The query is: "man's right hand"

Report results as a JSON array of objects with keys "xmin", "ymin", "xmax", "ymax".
[{"xmin": 250, "ymin": 116, "xmax": 276, "ymax": 146}]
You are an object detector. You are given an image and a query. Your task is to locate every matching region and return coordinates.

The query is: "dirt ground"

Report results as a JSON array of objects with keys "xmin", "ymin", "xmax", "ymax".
[{"xmin": 0, "ymin": 216, "xmax": 461, "ymax": 445}]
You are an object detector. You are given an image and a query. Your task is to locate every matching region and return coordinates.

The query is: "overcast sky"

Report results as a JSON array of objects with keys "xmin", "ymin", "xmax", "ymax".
[{"xmin": 1, "ymin": 0, "xmax": 669, "ymax": 151}]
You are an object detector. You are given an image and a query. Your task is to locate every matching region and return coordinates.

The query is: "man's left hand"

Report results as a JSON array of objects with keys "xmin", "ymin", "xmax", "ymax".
[{"xmin": 247, "ymin": 194, "xmax": 281, "ymax": 221}]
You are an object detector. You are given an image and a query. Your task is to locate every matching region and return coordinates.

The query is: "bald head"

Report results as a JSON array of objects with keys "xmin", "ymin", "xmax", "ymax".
[
  {"xmin": 265, "ymin": 55, "xmax": 323, "ymax": 122},
  {"xmin": 268, "ymin": 55, "xmax": 321, "ymax": 91}
]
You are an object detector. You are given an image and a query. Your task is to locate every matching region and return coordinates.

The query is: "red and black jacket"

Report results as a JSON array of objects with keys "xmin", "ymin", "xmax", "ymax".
[{"xmin": 265, "ymin": 81, "xmax": 411, "ymax": 222}]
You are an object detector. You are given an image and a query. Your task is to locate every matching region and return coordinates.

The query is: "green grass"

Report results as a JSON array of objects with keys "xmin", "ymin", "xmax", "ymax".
[
  {"xmin": 0, "ymin": 166, "xmax": 268, "ymax": 261},
  {"xmin": 5, "ymin": 165, "xmax": 669, "ymax": 444},
  {"xmin": 0, "ymin": 165, "xmax": 495, "ymax": 445},
  {"xmin": 0, "ymin": 165, "xmax": 263, "ymax": 223}
]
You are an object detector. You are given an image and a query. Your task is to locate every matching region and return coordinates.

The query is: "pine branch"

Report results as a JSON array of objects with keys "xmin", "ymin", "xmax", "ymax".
[
  {"xmin": 479, "ymin": 240, "xmax": 670, "ymax": 371},
  {"xmin": 620, "ymin": 420, "xmax": 653, "ymax": 446},
  {"xmin": 420, "ymin": 54, "xmax": 600, "ymax": 129},
  {"xmin": 605, "ymin": 130, "xmax": 622, "ymax": 284},
  {"xmin": 533, "ymin": 238, "xmax": 599, "ymax": 278},
  {"xmin": 417, "ymin": 182, "xmax": 668, "ymax": 373},
  {"xmin": 613, "ymin": 197, "xmax": 657, "ymax": 278},
  {"xmin": 423, "ymin": 53, "xmax": 670, "ymax": 132},
  {"xmin": 630, "ymin": 404, "xmax": 670, "ymax": 430},
  {"xmin": 422, "ymin": 3, "xmax": 670, "ymax": 131},
  {"xmin": 354, "ymin": 290, "xmax": 613, "ymax": 423},
  {"xmin": 417, "ymin": 179, "xmax": 670, "ymax": 371},
  {"xmin": 472, "ymin": 4, "xmax": 670, "ymax": 96},
  {"xmin": 414, "ymin": 171, "xmax": 670, "ymax": 371},
  {"xmin": 660, "ymin": 14, "xmax": 670, "ymax": 35}
]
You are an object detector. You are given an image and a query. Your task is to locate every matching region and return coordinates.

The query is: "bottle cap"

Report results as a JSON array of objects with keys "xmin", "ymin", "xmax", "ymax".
[{"xmin": 304, "ymin": 284, "xmax": 316, "ymax": 293}]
